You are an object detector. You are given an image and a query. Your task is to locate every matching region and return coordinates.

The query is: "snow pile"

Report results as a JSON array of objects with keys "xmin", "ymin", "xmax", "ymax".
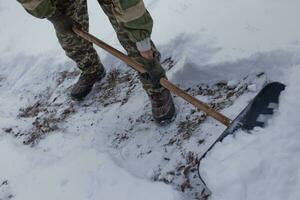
[{"xmin": 200, "ymin": 66, "xmax": 300, "ymax": 200}]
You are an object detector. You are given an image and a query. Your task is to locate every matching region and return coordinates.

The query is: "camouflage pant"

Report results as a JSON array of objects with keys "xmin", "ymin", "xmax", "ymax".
[
  {"xmin": 51, "ymin": 0, "xmax": 101, "ymax": 75},
  {"xmin": 50, "ymin": 0, "xmax": 165, "ymax": 94}
]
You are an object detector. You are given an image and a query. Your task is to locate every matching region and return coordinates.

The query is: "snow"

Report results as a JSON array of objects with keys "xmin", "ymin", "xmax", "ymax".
[
  {"xmin": 200, "ymin": 67, "xmax": 300, "ymax": 200},
  {"xmin": 247, "ymin": 84, "xmax": 257, "ymax": 92},
  {"xmin": 0, "ymin": 135, "xmax": 178, "ymax": 200},
  {"xmin": 1, "ymin": 0, "xmax": 300, "ymax": 200},
  {"xmin": 227, "ymin": 80, "xmax": 238, "ymax": 89}
]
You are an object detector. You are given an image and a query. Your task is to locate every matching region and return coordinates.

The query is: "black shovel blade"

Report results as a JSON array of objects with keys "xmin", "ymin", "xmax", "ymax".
[{"xmin": 198, "ymin": 82, "xmax": 286, "ymax": 186}]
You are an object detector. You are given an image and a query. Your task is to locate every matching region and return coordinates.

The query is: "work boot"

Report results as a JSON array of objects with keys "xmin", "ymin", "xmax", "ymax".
[
  {"xmin": 71, "ymin": 68, "xmax": 106, "ymax": 100},
  {"xmin": 149, "ymin": 89, "xmax": 176, "ymax": 124}
]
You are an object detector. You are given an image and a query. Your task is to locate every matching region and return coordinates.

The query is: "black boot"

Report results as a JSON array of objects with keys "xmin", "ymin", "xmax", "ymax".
[
  {"xmin": 71, "ymin": 68, "xmax": 106, "ymax": 100},
  {"xmin": 149, "ymin": 89, "xmax": 176, "ymax": 124}
]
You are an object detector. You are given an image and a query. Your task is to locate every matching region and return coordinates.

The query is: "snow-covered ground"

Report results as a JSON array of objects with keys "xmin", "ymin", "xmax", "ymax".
[
  {"xmin": 0, "ymin": 0, "xmax": 300, "ymax": 200},
  {"xmin": 200, "ymin": 67, "xmax": 300, "ymax": 200},
  {"xmin": 0, "ymin": 134, "xmax": 179, "ymax": 200}
]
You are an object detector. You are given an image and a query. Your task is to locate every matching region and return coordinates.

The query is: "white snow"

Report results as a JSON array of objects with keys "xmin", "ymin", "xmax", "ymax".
[
  {"xmin": 200, "ymin": 67, "xmax": 300, "ymax": 200},
  {"xmin": 0, "ymin": 134, "xmax": 178, "ymax": 200},
  {"xmin": 1, "ymin": 0, "xmax": 300, "ymax": 200},
  {"xmin": 247, "ymin": 84, "xmax": 257, "ymax": 92},
  {"xmin": 227, "ymin": 80, "xmax": 238, "ymax": 89}
]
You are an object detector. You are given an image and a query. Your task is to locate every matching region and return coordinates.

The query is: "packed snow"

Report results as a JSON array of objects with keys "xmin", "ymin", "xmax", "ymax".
[{"xmin": 1, "ymin": 0, "xmax": 300, "ymax": 200}]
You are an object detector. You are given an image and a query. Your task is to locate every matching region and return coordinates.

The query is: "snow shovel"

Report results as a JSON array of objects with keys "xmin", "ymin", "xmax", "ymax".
[
  {"xmin": 197, "ymin": 81, "xmax": 285, "ymax": 187},
  {"xmin": 73, "ymin": 28, "xmax": 286, "ymax": 185}
]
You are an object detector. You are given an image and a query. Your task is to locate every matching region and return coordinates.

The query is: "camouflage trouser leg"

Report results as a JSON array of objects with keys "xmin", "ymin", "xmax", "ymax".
[
  {"xmin": 98, "ymin": 0, "xmax": 165, "ymax": 94},
  {"xmin": 49, "ymin": 0, "xmax": 103, "ymax": 75}
]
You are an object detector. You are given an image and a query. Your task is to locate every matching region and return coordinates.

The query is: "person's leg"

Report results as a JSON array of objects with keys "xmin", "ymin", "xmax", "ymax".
[
  {"xmin": 98, "ymin": 0, "xmax": 175, "ymax": 123},
  {"xmin": 98, "ymin": 0, "xmax": 162, "ymax": 92},
  {"xmin": 50, "ymin": 0, "xmax": 105, "ymax": 99}
]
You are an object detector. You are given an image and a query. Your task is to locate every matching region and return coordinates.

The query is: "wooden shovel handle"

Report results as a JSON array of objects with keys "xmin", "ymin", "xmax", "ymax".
[{"xmin": 73, "ymin": 28, "xmax": 231, "ymax": 126}]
